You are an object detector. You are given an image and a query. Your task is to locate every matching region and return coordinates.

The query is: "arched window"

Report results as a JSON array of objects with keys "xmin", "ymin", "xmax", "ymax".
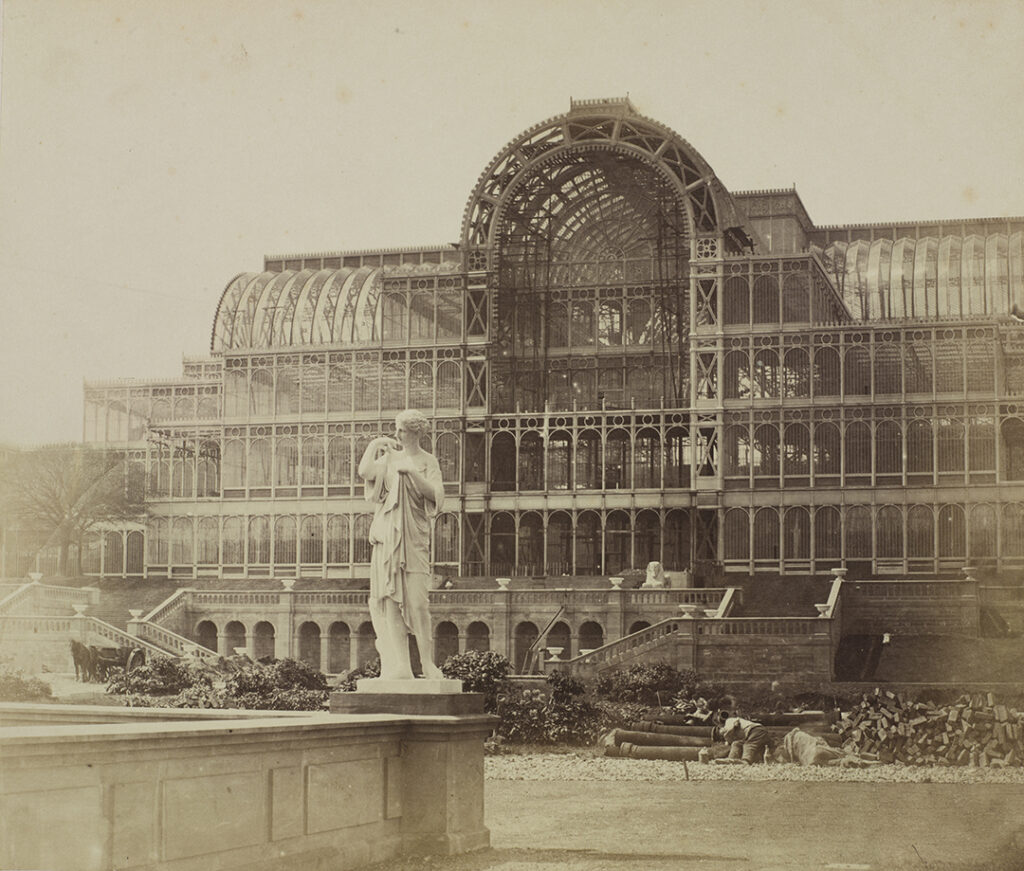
[
  {"xmin": 969, "ymin": 504, "xmax": 997, "ymax": 560},
  {"xmin": 352, "ymin": 515, "xmax": 373, "ymax": 563},
  {"xmin": 813, "ymin": 422, "xmax": 841, "ymax": 477},
  {"xmin": 874, "ymin": 344, "xmax": 902, "ymax": 395},
  {"xmin": 126, "ymin": 530, "xmax": 144, "ymax": 574},
  {"xmin": 844, "ymin": 346, "xmax": 871, "ymax": 396},
  {"xmin": 276, "ymin": 368, "xmax": 299, "ymax": 415},
  {"xmin": 575, "ymin": 511, "xmax": 601, "ymax": 575},
  {"xmin": 490, "ymin": 432, "xmax": 516, "ymax": 492},
  {"xmin": 724, "ymin": 350, "xmax": 749, "ymax": 400},
  {"xmin": 197, "ymin": 517, "xmax": 219, "ymax": 565},
  {"xmin": 1001, "ymin": 504, "xmax": 1024, "ymax": 557},
  {"xmin": 627, "ymin": 298, "xmax": 652, "ymax": 345},
  {"xmin": 223, "ymin": 439, "xmax": 245, "ymax": 488},
  {"xmin": 222, "ymin": 517, "xmax": 244, "ymax": 565},
  {"xmin": 937, "ymin": 418, "xmax": 965, "ymax": 473},
  {"xmin": 752, "ymin": 425, "xmax": 779, "ymax": 477},
  {"xmin": 410, "ymin": 292, "xmax": 434, "ymax": 343},
  {"xmin": 436, "ymin": 361, "xmax": 460, "ymax": 409},
  {"xmin": 172, "ymin": 455, "xmax": 194, "ymax": 498},
  {"xmin": 435, "ymin": 432, "xmax": 459, "ymax": 483},
  {"xmin": 579, "ymin": 621, "xmax": 604, "ymax": 652},
  {"xmin": 845, "ymin": 506, "xmax": 872, "ymax": 559},
  {"xmin": 433, "ymin": 513, "xmax": 458, "ymax": 563},
  {"xmin": 575, "ymin": 430, "xmax": 601, "ymax": 489},
  {"xmin": 170, "ymin": 518, "xmax": 192, "ymax": 565},
  {"xmin": 664, "ymin": 427, "xmax": 689, "ymax": 488},
  {"xmin": 383, "ymin": 293, "xmax": 408, "ymax": 342},
  {"xmin": 301, "ymin": 361, "xmax": 325, "ymax": 415},
  {"xmin": 248, "ymin": 439, "xmax": 272, "ymax": 487},
  {"xmin": 876, "ymin": 421, "xmax": 903, "ymax": 475},
  {"xmin": 490, "ymin": 512, "xmax": 516, "ymax": 576},
  {"xmin": 937, "ymin": 505, "xmax": 966, "ymax": 558},
  {"xmin": 782, "ymin": 272, "xmax": 809, "ymax": 323},
  {"xmin": 434, "ymin": 621, "xmax": 459, "ymax": 667},
  {"xmin": 969, "ymin": 417, "xmax": 996, "ymax": 473},
  {"xmin": 784, "ymin": 507, "xmax": 810, "ymax": 560},
  {"xmin": 570, "ymin": 301, "xmax": 595, "ymax": 346},
  {"xmin": 409, "ymin": 361, "xmax": 433, "ymax": 410},
  {"xmin": 605, "ymin": 429, "xmax": 631, "ymax": 490},
  {"xmin": 877, "ymin": 505, "xmax": 903, "ymax": 558},
  {"xmin": 326, "ymin": 515, "xmax": 350, "ymax": 564},
  {"xmin": 935, "ymin": 341, "xmax": 964, "ymax": 393},
  {"xmin": 327, "ymin": 436, "xmax": 351, "ymax": 487},
  {"xmin": 546, "ymin": 511, "xmax": 572, "ymax": 576},
  {"xmin": 634, "ymin": 429, "xmax": 661, "ymax": 489},
  {"xmin": 814, "ymin": 506, "xmax": 840, "ymax": 559},
  {"xmin": 1001, "ymin": 419, "xmax": 1024, "ymax": 481},
  {"xmin": 149, "ymin": 457, "xmax": 169, "ymax": 498},
  {"xmin": 381, "ymin": 361, "xmax": 405, "ymax": 411},
  {"xmin": 723, "ymin": 275, "xmax": 750, "ymax": 325},
  {"xmin": 904, "ymin": 343, "xmax": 933, "ymax": 394},
  {"xmin": 548, "ymin": 431, "xmax": 572, "ymax": 490},
  {"xmin": 844, "ymin": 422, "xmax": 872, "ymax": 476},
  {"xmin": 104, "ymin": 531, "xmax": 123, "ymax": 575},
  {"xmin": 752, "ymin": 274, "xmax": 779, "ymax": 324},
  {"xmin": 301, "ymin": 437, "xmax": 324, "ymax": 486},
  {"xmin": 751, "ymin": 349, "xmax": 778, "ymax": 398},
  {"xmin": 548, "ymin": 303, "xmax": 569, "ymax": 347},
  {"xmin": 519, "ymin": 432, "xmax": 544, "ymax": 491},
  {"xmin": 753, "ymin": 508, "xmax": 779, "ymax": 560},
  {"xmin": 248, "ymin": 516, "xmax": 270, "ymax": 564},
  {"xmin": 783, "ymin": 424, "xmax": 810, "ymax": 477},
  {"xmin": 664, "ymin": 509, "xmax": 691, "ymax": 569},
  {"xmin": 598, "ymin": 300, "xmax": 623, "ymax": 345},
  {"xmin": 298, "ymin": 622, "xmax": 321, "ymax": 670},
  {"xmin": 300, "ymin": 516, "xmax": 323, "ymax": 564},
  {"xmin": 604, "ymin": 510, "xmax": 631, "ymax": 574},
  {"xmin": 249, "ymin": 369, "xmax": 274, "ymax": 416},
  {"xmin": 329, "ymin": 622, "xmax": 350, "ymax": 672},
  {"xmin": 813, "ymin": 346, "xmax": 840, "ymax": 397},
  {"xmin": 197, "ymin": 441, "xmax": 220, "ymax": 496},
  {"xmin": 513, "ymin": 621, "xmax": 539, "ymax": 673},
  {"xmin": 635, "ymin": 510, "xmax": 661, "ymax": 567},
  {"xmin": 147, "ymin": 518, "xmax": 168, "ymax": 564},
  {"xmin": 782, "ymin": 348, "xmax": 810, "ymax": 398},
  {"xmin": 196, "ymin": 620, "xmax": 217, "ymax": 652},
  {"xmin": 906, "ymin": 419, "xmax": 934, "ymax": 475},
  {"xmin": 327, "ymin": 362, "xmax": 352, "ymax": 413},
  {"xmin": 907, "ymin": 505, "xmax": 934, "ymax": 558},
  {"xmin": 225, "ymin": 369, "xmax": 247, "ymax": 417},
  {"xmin": 724, "ymin": 425, "xmax": 751, "ymax": 477},
  {"xmin": 517, "ymin": 512, "xmax": 543, "ymax": 576},
  {"xmin": 275, "ymin": 438, "xmax": 298, "ymax": 487}
]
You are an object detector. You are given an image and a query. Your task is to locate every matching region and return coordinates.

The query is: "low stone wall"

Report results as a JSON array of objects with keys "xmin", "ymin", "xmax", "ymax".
[
  {"xmin": 0, "ymin": 706, "xmax": 494, "ymax": 871},
  {"xmin": 840, "ymin": 581, "xmax": 980, "ymax": 637}
]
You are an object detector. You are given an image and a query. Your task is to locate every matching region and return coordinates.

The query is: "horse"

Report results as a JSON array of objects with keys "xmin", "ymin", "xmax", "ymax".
[{"xmin": 69, "ymin": 640, "xmax": 93, "ymax": 681}]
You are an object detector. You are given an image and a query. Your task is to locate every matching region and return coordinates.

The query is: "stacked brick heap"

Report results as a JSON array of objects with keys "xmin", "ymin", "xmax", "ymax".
[{"xmin": 836, "ymin": 689, "xmax": 1024, "ymax": 767}]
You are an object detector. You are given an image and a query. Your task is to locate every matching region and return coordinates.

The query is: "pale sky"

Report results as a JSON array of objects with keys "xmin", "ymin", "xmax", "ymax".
[{"xmin": 1, "ymin": 0, "xmax": 1022, "ymax": 446}]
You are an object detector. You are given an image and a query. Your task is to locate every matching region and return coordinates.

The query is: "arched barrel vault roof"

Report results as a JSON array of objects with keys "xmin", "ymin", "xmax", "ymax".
[{"xmin": 460, "ymin": 98, "xmax": 753, "ymax": 252}]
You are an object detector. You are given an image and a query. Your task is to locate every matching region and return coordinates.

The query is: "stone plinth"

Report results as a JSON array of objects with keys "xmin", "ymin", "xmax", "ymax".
[{"xmin": 331, "ymin": 678, "xmax": 483, "ymax": 715}]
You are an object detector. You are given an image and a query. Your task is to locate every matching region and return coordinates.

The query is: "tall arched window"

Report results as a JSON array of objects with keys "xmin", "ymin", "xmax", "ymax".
[
  {"xmin": 436, "ymin": 361, "xmax": 460, "ymax": 409},
  {"xmin": 353, "ymin": 515, "xmax": 373, "ymax": 562},
  {"xmin": 814, "ymin": 506, "xmax": 841, "ymax": 559},
  {"xmin": 783, "ymin": 424, "xmax": 810, "ymax": 477},
  {"xmin": 969, "ymin": 504, "xmax": 997, "ymax": 560},
  {"xmin": 301, "ymin": 437, "xmax": 324, "ymax": 486},
  {"xmin": 664, "ymin": 509, "xmax": 691, "ymax": 568},
  {"xmin": 548, "ymin": 303, "xmax": 569, "ymax": 347},
  {"xmin": 490, "ymin": 512, "xmax": 516, "ymax": 576},
  {"xmin": 575, "ymin": 430, "xmax": 601, "ymax": 489},
  {"xmin": 782, "ymin": 348, "xmax": 810, "ymax": 398},
  {"xmin": 635, "ymin": 510, "xmax": 661, "ymax": 567},
  {"xmin": 813, "ymin": 346, "xmax": 840, "ymax": 397},
  {"xmin": 784, "ymin": 507, "xmax": 810, "ymax": 560},
  {"xmin": 433, "ymin": 513, "xmax": 459, "ymax": 563},
  {"xmin": 223, "ymin": 439, "xmax": 246, "ymax": 488},
  {"xmin": 605, "ymin": 429, "xmax": 631, "ymax": 490},
  {"xmin": 249, "ymin": 369, "xmax": 274, "ymax": 416},
  {"xmin": 517, "ymin": 512, "xmax": 543, "ymax": 576},
  {"xmin": 409, "ymin": 292, "xmax": 434, "ymax": 343},
  {"xmin": 844, "ymin": 422, "xmax": 872, "ymax": 476},
  {"xmin": 248, "ymin": 516, "xmax": 270, "ymax": 564},
  {"xmin": 276, "ymin": 368, "xmax": 299, "ymax": 415},
  {"xmin": 876, "ymin": 505, "xmax": 903, "ymax": 559},
  {"xmin": 171, "ymin": 518, "xmax": 193, "ymax": 565},
  {"xmin": 937, "ymin": 418, "xmax": 965, "ymax": 473},
  {"xmin": 519, "ymin": 432, "xmax": 544, "ymax": 490},
  {"xmin": 326, "ymin": 515, "xmax": 350, "ymax": 564},
  {"xmin": 752, "ymin": 508, "xmax": 779, "ymax": 560},
  {"xmin": 723, "ymin": 275, "xmax": 750, "ymax": 325},
  {"xmin": 752, "ymin": 425, "xmax": 780, "ymax": 478},
  {"xmin": 248, "ymin": 439, "xmax": 272, "ymax": 487},
  {"xmin": 907, "ymin": 505, "xmax": 934, "ymax": 558},
  {"xmin": 845, "ymin": 506, "xmax": 872, "ymax": 559},
  {"xmin": 408, "ymin": 361, "xmax": 432, "ymax": 409},
  {"xmin": 752, "ymin": 274, "xmax": 779, "ymax": 324},
  {"xmin": 327, "ymin": 436, "xmax": 351, "ymax": 487},
  {"xmin": 197, "ymin": 517, "xmax": 219, "ymax": 565},
  {"xmin": 104, "ymin": 531, "xmax": 124, "ymax": 575},
  {"xmin": 575, "ymin": 511, "xmax": 600, "ymax": 574},
  {"xmin": 490, "ymin": 432, "xmax": 516, "ymax": 492},
  {"xmin": 222, "ymin": 517, "xmax": 244, "ymax": 565},
  {"xmin": 844, "ymin": 346, "xmax": 871, "ymax": 396},
  {"xmin": 197, "ymin": 441, "xmax": 220, "ymax": 496},
  {"xmin": 147, "ymin": 518, "xmax": 168, "ymax": 564},
  {"xmin": 435, "ymin": 432, "xmax": 459, "ymax": 483},
  {"xmin": 546, "ymin": 512, "xmax": 572, "ymax": 575},
  {"xmin": 300, "ymin": 516, "xmax": 323, "ymax": 564},
  {"xmin": 1001, "ymin": 503, "xmax": 1024, "ymax": 557},
  {"xmin": 570, "ymin": 301, "xmax": 595, "ymax": 346},
  {"xmin": 906, "ymin": 419, "xmax": 934, "ymax": 475},
  {"xmin": 275, "ymin": 438, "xmax": 298, "ymax": 487},
  {"xmin": 751, "ymin": 349, "xmax": 778, "ymax": 398},
  {"xmin": 937, "ymin": 505, "xmax": 966, "ymax": 558},
  {"xmin": 876, "ymin": 421, "xmax": 903, "ymax": 475},
  {"xmin": 782, "ymin": 273, "xmax": 809, "ymax": 323},
  {"xmin": 548, "ymin": 431, "xmax": 572, "ymax": 490}
]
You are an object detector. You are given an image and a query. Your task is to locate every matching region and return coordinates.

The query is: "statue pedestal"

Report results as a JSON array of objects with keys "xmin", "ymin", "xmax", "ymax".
[{"xmin": 330, "ymin": 678, "xmax": 484, "ymax": 715}]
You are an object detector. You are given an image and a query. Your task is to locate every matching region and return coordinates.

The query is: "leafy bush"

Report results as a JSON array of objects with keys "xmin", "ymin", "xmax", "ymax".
[
  {"xmin": 0, "ymin": 658, "xmax": 52, "ymax": 702},
  {"xmin": 596, "ymin": 663, "xmax": 725, "ymax": 709},
  {"xmin": 495, "ymin": 670, "xmax": 602, "ymax": 745},
  {"xmin": 106, "ymin": 655, "xmax": 206, "ymax": 696},
  {"xmin": 334, "ymin": 658, "xmax": 381, "ymax": 692},
  {"xmin": 441, "ymin": 651, "xmax": 512, "ymax": 712},
  {"xmin": 108, "ymin": 656, "xmax": 327, "ymax": 711}
]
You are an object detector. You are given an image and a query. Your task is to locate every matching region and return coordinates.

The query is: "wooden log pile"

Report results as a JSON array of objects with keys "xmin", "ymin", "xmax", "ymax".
[
  {"xmin": 603, "ymin": 719, "xmax": 715, "ymax": 760},
  {"xmin": 835, "ymin": 689, "xmax": 1024, "ymax": 767}
]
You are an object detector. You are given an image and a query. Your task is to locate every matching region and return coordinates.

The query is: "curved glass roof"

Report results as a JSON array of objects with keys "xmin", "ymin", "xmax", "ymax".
[
  {"xmin": 819, "ymin": 232, "xmax": 1024, "ymax": 320},
  {"xmin": 210, "ymin": 262, "xmax": 458, "ymax": 351}
]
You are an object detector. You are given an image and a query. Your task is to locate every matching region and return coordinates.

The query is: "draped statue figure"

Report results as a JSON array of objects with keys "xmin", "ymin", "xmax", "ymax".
[{"xmin": 358, "ymin": 409, "xmax": 446, "ymax": 680}]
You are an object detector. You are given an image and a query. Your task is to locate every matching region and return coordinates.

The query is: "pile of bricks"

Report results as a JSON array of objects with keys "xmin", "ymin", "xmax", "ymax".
[{"xmin": 835, "ymin": 689, "xmax": 1024, "ymax": 767}]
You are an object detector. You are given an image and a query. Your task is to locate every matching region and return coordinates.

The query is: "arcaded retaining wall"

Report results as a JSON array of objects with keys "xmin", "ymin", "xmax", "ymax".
[{"xmin": 0, "ymin": 706, "xmax": 493, "ymax": 871}]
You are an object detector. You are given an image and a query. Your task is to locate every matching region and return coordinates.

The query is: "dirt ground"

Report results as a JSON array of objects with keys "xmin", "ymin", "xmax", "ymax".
[{"xmin": 368, "ymin": 779, "xmax": 1024, "ymax": 871}]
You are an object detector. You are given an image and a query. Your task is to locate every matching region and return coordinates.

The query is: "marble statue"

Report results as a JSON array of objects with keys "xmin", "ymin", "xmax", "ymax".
[{"xmin": 358, "ymin": 409, "xmax": 446, "ymax": 680}]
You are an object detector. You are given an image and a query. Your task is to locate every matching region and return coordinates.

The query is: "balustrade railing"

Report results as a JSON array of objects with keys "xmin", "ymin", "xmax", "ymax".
[
  {"xmin": 143, "ymin": 588, "xmax": 191, "ymax": 625},
  {"xmin": 0, "ymin": 582, "xmax": 94, "ymax": 616},
  {"xmin": 188, "ymin": 591, "xmax": 283, "ymax": 607},
  {"xmin": 846, "ymin": 580, "xmax": 977, "ymax": 599},
  {"xmin": 293, "ymin": 592, "xmax": 369, "ymax": 606},
  {"xmin": 133, "ymin": 622, "xmax": 219, "ymax": 661},
  {"xmin": 0, "ymin": 583, "xmax": 33, "ymax": 615},
  {"xmin": 568, "ymin": 617, "xmax": 684, "ymax": 668},
  {"xmin": 697, "ymin": 618, "xmax": 822, "ymax": 636},
  {"xmin": 0, "ymin": 615, "xmax": 77, "ymax": 635}
]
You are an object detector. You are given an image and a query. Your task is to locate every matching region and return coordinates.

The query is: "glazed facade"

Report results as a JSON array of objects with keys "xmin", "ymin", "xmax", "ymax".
[{"xmin": 11, "ymin": 98, "xmax": 1024, "ymax": 583}]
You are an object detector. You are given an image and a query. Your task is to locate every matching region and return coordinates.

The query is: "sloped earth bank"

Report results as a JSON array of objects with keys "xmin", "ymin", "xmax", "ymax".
[{"xmin": 365, "ymin": 764, "xmax": 1024, "ymax": 871}]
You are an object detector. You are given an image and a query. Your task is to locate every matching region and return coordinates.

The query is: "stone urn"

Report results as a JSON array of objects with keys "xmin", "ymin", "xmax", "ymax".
[
  {"xmin": 280, "ymin": 577, "xmax": 297, "ymax": 591},
  {"xmin": 814, "ymin": 603, "xmax": 831, "ymax": 617},
  {"xmin": 72, "ymin": 603, "xmax": 88, "ymax": 616},
  {"xmin": 609, "ymin": 576, "xmax": 624, "ymax": 589},
  {"xmin": 679, "ymin": 603, "xmax": 701, "ymax": 619},
  {"xmin": 128, "ymin": 609, "xmax": 145, "ymax": 620},
  {"xmin": 496, "ymin": 577, "xmax": 511, "ymax": 590},
  {"xmin": 703, "ymin": 608, "xmax": 718, "ymax": 619},
  {"xmin": 27, "ymin": 572, "xmax": 43, "ymax": 583},
  {"xmin": 546, "ymin": 646, "xmax": 564, "ymax": 662},
  {"xmin": 830, "ymin": 567, "xmax": 848, "ymax": 581}
]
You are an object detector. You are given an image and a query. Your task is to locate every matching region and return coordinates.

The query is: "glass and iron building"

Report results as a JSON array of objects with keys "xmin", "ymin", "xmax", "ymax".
[{"xmin": 25, "ymin": 97, "xmax": 1024, "ymax": 583}]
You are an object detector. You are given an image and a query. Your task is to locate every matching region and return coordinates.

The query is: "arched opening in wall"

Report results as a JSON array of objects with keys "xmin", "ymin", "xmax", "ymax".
[
  {"xmin": 254, "ymin": 621, "xmax": 275, "ymax": 660},
  {"xmin": 490, "ymin": 512, "xmax": 516, "ymax": 576},
  {"xmin": 664, "ymin": 427, "xmax": 689, "ymax": 488},
  {"xmin": 466, "ymin": 621, "xmax": 490, "ymax": 653},
  {"xmin": 329, "ymin": 622, "xmax": 350, "ymax": 672},
  {"xmin": 751, "ymin": 349, "xmax": 778, "ymax": 398},
  {"xmin": 752, "ymin": 425, "xmax": 780, "ymax": 479},
  {"xmin": 196, "ymin": 620, "xmax": 217, "ymax": 652},
  {"xmin": 578, "ymin": 621, "xmax": 604, "ymax": 653},
  {"xmin": 907, "ymin": 505, "xmax": 935, "ymax": 568},
  {"xmin": 224, "ymin": 620, "xmax": 246, "ymax": 654},
  {"xmin": 784, "ymin": 507, "xmax": 810, "ymax": 561},
  {"xmin": 546, "ymin": 511, "xmax": 572, "ymax": 576},
  {"xmin": 519, "ymin": 432, "xmax": 544, "ymax": 491},
  {"xmin": 299, "ymin": 622, "xmax": 321, "ymax": 670},
  {"xmin": 300, "ymin": 516, "xmax": 324, "ymax": 565},
  {"xmin": 514, "ymin": 621, "xmax": 539, "ymax": 673},
  {"xmin": 753, "ymin": 508, "xmax": 779, "ymax": 563},
  {"xmin": 490, "ymin": 432, "xmax": 516, "ymax": 492},
  {"xmin": 126, "ymin": 531, "xmax": 144, "ymax": 574},
  {"xmin": 356, "ymin": 621, "xmax": 377, "ymax": 668},
  {"xmin": 605, "ymin": 510, "xmax": 631, "ymax": 575},
  {"xmin": 783, "ymin": 348, "xmax": 810, "ymax": 398},
  {"xmin": 434, "ymin": 621, "xmax": 459, "ymax": 667},
  {"xmin": 1002, "ymin": 419, "xmax": 1024, "ymax": 481},
  {"xmin": 634, "ymin": 429, "xmax": 661, "ymax": 489},
  {"xmin": 104, "ymin": 531, "xmax": 123, "ymax": 575},
  {"xmin": 635, "ymin": 510, "xmax": 661, "ymax": 568},
  {"xmin": 549, "ymin": 430, "xmax": 572, "ymax": 490},
  {"xmin": 546, "ymin": 621, "xmax": 571, "ymax": 660},
  {"xmin": 575, "ymin": 429, "xmax": 600, "ymax": 489},
  {"xmin": 813, "ymin": 346, "xmax": 840, "ymax": 397},
  {"xmin": 274, "ymin": 516, "xmax": 297, "ymax": 568},
  {"xmin": 783, "ymin": 424, "xmax": 810, "ymax": 481},
  {"xmin": 628, "ymin": 621, "xmax": 651, "ymax": 635},
  {"xmin": 575, "ymin": 511, "xmax": 601, "ymax": 575},
  {"xmin": 877, "ymin": 506, "xmax": 904, "ymax": 561},
  {"xmin": 844, "ymin": 345, "xmax": 871, "ymax": 397},
  {"xmin": 724, "ymin": 508, "xmax": 750, "ymax": 563},
  {"xmin": 517, "ymin": 512, "xmax": 543, "ymax": 577}
]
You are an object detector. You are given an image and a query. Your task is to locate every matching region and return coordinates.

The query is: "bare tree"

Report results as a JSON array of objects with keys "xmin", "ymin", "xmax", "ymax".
[{"xmin": 0, "ymin": 445, "xmax": 143, "ymax": 576}]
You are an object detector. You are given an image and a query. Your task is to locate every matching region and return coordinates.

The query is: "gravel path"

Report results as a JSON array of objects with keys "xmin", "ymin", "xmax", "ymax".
[{"xmin": 486, "ymin": 752, "xmax": 1024, "ymax": 784}]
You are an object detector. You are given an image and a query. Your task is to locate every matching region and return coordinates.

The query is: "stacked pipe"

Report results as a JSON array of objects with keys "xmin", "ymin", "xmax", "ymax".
[
  {"xmin": 604, "ymin": 718, "xmax": 716, "ymax": 761},
  {"xmin": 835, "ymin": 689, "xmax": 1024, "ymax": 767}
]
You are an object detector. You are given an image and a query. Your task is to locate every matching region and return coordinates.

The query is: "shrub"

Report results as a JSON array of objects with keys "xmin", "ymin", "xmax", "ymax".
[
  {"xmin": 106, "ymin": 655, "xmax": 206, "ymax": 696},
  {"xmin": 334, "ymin": 658, "xmax": 381, "ymax": 692},
  {"xmin": 495, "ymin": 671, "xmax": 603, "ymax": 745},
  {"xmin": 0, "ymin": 658, "xmax": 52, "ymax": 702},
  {"xmin": 596, "ymin": 663, "xmax": 727, "ymax": 709},
  {"xmin": 441, "ymin": 651, "xmax": 512, "ymax": 712}
]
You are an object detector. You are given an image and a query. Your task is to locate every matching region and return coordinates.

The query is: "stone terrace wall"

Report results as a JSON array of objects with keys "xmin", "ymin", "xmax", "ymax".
[
  {"xmin": 840, "ymin": 581, "xmax": 980, "ymax": 637},
  {"xmin": 0, "ymin": 709, "xmax": 493, "ymax": 871}
]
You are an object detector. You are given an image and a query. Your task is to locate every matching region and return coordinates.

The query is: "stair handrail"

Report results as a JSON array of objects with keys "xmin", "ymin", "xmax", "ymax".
[
  {"xmin": 143, "ymin": 588, "xmax": 192, "ymax": 625},
  {"xmin": 563, "ymin": 615, "xmax": 683, "ymax": 668},
  {"xmin": 0, "ymin": 582, "xmax": 34, "ymax": 615},
  {"xmin": 76, "ymin": 615, "xmax": 175, "ymax": 658},
  {"xmin": 132, "ymin": 620, "xmax": 220, "ymax": 662}
]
